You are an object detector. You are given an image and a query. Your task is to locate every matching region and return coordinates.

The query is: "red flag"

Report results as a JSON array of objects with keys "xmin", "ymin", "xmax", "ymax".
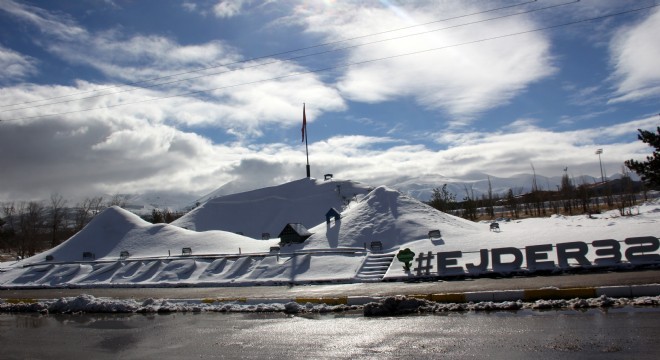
[{"xmin": 301, "ymin": 103, "xmax": 306, "ymax": 142}]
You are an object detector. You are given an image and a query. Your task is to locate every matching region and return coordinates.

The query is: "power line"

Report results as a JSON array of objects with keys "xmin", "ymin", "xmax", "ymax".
[
  {"xmin": 1, "ymin": 2, "xmax": 656, "ymax": 123},
  {"xmin": 1, "ymin": 0, "xmax": 578, "ymax": 115},
  {"xmin": 0, "ymin": 0, "xmax": 539, "ymax": 111}
]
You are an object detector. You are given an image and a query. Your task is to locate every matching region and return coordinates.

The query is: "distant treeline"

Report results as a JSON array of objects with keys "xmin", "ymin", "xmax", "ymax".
[
  {"xmin": 0, "ymin": 194, "xmax": 183, "ymax": 259},
  {"xmin": 427, "ymin": 171, "xmax": 655, "ymax": 221}
]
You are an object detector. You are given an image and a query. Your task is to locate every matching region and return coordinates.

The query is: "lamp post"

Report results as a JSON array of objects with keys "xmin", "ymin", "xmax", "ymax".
[{"xmin": 595, "ymin": 148, "xmax": 604, "ymax": 183}]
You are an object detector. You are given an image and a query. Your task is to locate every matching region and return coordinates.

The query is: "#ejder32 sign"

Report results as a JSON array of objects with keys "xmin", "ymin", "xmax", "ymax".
[{"xmin": 411, "ymin": 236, "xmax": 660, "ymax": 277}]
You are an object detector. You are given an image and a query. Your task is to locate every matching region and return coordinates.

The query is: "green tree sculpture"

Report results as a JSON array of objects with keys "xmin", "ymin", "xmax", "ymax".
[{"xmin": 397, "ymin": 248, "xmax": 416, "ymax": 271}]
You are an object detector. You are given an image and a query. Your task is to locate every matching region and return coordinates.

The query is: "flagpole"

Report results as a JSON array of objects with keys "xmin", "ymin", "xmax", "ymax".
[{"xmin": 303, "ymin": 103, "xmax": 310, "ymax": 178}]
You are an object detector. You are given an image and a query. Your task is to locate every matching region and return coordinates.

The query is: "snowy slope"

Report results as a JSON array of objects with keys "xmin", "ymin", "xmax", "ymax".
[
  {"xmin": 0, "ymin": 178, "xmax": 658, "ymax": 289},
  {"xmin": 35, "ymin": 206, "xmax": 280, "ymax": 263},
  {"xmin": 299, "ymin": 186, "xmax": 483, "ymax": 250},
  {"xmin": 172, "ymin": 177, "xmax": 373, "ymax": 238}
]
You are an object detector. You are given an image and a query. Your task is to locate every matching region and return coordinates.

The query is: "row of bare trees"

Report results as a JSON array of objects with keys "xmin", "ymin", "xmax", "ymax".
[
  {"xmin": 428, "ymin": 169, "xmax": 649, "ymax": 221},
  {"xmin": 0, "ymin": 195, "xmax": 126, "ymax": 258},
  {"xmin": 0, "ymin": 193, "xmax": 187, "ymax": 259}
]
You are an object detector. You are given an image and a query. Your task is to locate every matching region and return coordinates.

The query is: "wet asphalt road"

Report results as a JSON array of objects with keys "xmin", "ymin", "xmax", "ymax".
[
  {"xmin": 2, "ymin": 308, "xmax": 660, "ymax": 359},
  {"xmin": 1, "ymin": 269, "xmax": 658, "ymax": 301}
]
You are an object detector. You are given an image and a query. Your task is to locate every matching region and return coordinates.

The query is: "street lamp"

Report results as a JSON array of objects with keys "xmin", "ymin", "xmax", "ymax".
[{"xmin": 595, "ymin": 148, "xmax": 604, "ymax": 183}]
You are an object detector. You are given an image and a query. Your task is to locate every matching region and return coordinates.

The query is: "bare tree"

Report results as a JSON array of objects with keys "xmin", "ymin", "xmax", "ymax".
[
  {"xmin": 91, "ymin": 196, "xmax": 105, "ymax": 215},
  {"xmin": 428, "ymin": 184, "xmax": 456, "ymax": 213},
  {"xmin": 617, "ymin": 166, "xmax": 637, "ymax": 216},
  {"xmin": 505, "ymin": 189, "xmax": 519, "ymax": 219},
  {"xmin": 151, "ymin": 209, "xmax": 164, "ymax": 223},
  {"xmin": 49, "ymin": 193, "xmax": 68, "ymax": 247},
  {"xmin": 2, "ymin": 202, "xmax": 16, "ymax": 233},
  {"xmin": 529, "ymin": 163, "xmax": 545, "ymax": 216},
  {"xmin": 485, "ymin": 176, "xmax": 495, "ymax": 219},
  {"xmin": 108, "ymin": 194, "xmax": 127, "ymax": 208},
  {"xmin": 74, "ymin": 196, "xmax": 106, "ymax": 231},
  {"xmin": 576, "ymin": 177, "xmax": 593, "ymax": 213},
  {"xmin": 1, "ymin": 202, "xmax": 17, "ymax": 252},
  {"xmin": 560, "ymin": 171, "xmax": 574, "ymax": 215},
  {"xmin": 462, "ymin": 184, "xmax": 478, "ymax": 221},
  {"xmin": 17, "ymin": 201, "xmax": 45, "ymax": 257}
]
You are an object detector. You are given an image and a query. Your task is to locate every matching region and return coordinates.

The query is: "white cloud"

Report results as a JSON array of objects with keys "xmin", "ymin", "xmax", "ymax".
[
  {"xmin": 1, "ymin": 107, "xmax": 655, "ymax": 202},
  {"xmin": 46, "ymin": 31, "xmax": 240, "ymax": 81},
  {"xmin": 0, "ymin": 109, "xmax": 244, "ymax": 201},
  {"xmin": 0, "ymin": 2, "xmax": 345, "ymax": 133},
  {"xmin": 213, "ymin": 0, "xmax": 248, "ymax": 18},
  {"xmin": 0, "ymin": 45, "xmax": 37, "ymax": 82},
  {"xmin": 293, "ymin": 1, "xmax": 556, "ymax": 118},
  {"xmin": 609, "ymin": 8, "xmax": 660, "ymax": 103},
  {"xmin": 182, "ymin": 2, "xmax": 197, "ymax": 13},
  {"xmin": 0, "ymin": 0, "xmax": 86, "ymax": 40},
  {"xmin": 0, "ymin": 0, "xmax": 657, "ymax": 204}
]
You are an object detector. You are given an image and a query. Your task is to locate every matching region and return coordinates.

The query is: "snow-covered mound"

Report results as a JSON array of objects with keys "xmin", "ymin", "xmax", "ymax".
[
  {"xmin": 34, "ymin": 206, "xmax": 279, "ymax": 263},
  {"xmin": 0, "ymin": 179, "xmax": 658, "ymax": 289},
  {"xmin": 172, "ymin": 177, "xmax": 373, "ymax": 238},
  {"xmin": 300, "ymin": 186, "xmax": 483, "ymax": 250}
]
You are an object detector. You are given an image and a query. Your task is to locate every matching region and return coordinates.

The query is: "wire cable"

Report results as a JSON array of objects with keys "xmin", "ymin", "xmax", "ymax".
[
  {"xmin": 0, "ymin": 0, "xmax": 539, "ymax": 110},
  {"xmin": 0, "ymin": 0, "xmax": 577, "ymax": 115},
  {"xmin": 1, "ymin": 2, "xmax": 657, "ymax": 123}
]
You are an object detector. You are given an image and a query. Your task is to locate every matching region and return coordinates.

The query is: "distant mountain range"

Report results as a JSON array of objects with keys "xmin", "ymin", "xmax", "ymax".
[
  {"xmin": 115, "ymin": 172, "xmax": 640, "ymax": 213},
  {"xmin": 389, "ymin": 172, "xmax": 639, "ymax": 202}
]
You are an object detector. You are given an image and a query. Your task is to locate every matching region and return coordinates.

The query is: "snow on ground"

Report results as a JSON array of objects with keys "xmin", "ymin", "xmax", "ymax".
[
  {"xmin": 394, "ymin": 202, "xmax": 660, "ymax": 278},
  {"xmin": 302, "ymin": 186, "xmax": 482, "ymax": 250},
  {"xmin": 0, "ymin": 178, "xmax": 658, "ymax": 288},
  {"xmin": 1, "ymin": 293, "xmax": 659, "ymax": 315},
  {"xmin": 41, "ymin": 206, "xmax": 280, "ymax": 262}
]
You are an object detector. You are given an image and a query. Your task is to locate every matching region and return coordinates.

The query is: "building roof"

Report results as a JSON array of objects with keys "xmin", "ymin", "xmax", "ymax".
[
  {"xmin": 278, "ymin": 223, "xmax": 312, "ymax": 237},
  {"xmin": 325, "ymin": 208, "xmax": 341, "ymax": 217}
]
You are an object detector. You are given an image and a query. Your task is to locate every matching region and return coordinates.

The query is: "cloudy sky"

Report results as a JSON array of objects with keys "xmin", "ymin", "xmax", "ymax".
[{"xmin": 1, "ymin": 0, "xmax": 659, "ymax": 202}]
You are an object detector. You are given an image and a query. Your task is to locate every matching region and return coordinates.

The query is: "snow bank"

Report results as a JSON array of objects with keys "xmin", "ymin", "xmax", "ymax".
[
  {"xmin": 0, "ymin": 294, "xmax": 357, "ymax": 314},
  {"xmin": 362, "ymin": 294, "xmax": 660, "ymax": 316},
  {"xmin": 1, "ymin": 294, "xmax": 658, "ymax": 315}
]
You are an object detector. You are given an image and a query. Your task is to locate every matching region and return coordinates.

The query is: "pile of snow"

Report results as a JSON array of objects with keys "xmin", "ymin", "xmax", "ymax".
[
  {"xmin": 0, "ymin": 294, "xmax": 358, "ymax": 314},
  {"xmin": 34, "ymin": 206, "xmax": 279, "ymax": 263},
  {"xmin": 2, "ymin": 294, "xmax": 659, "ymax": 315},
  {"xmin": 0, "ymin": 178, "xmax": 658, "ymax": 289},
  {"xmin": 172, "ymin": 178, "xmax": 373, "ymax": 238},
  {"xmin": 362, "ymin": 295, "xmax": 660, "ymax": 316},
  {"xmin": 291, "ymin": 185, "xmax": 482, "ymax": 251}
]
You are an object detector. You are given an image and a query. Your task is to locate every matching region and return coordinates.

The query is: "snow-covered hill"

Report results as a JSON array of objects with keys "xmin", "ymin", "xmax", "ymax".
[
  {"xmin": 300, "ymin": 186, "xmax": 482, "ymax": 250},
  {"xmin": 0, "ymin": 177, "xmax": 658, "ymax": 289},
  {"xmin": 172, "ymin": 178, "xmax": 374, "ymax": 238},
  {"xmin": 34, "ymin": 206, "xmax": 278, "ymax": 263}
]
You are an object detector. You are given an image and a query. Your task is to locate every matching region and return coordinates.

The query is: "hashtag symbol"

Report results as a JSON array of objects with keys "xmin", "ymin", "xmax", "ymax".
[{"xmin": 414, "ymin": 251, "xmax": 434, "ymax": 276}]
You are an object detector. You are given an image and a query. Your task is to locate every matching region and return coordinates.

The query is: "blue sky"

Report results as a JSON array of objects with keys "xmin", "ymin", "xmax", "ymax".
[{"xmin": 0, "ymin": 0, "xmax": 659, "ymax": 202}]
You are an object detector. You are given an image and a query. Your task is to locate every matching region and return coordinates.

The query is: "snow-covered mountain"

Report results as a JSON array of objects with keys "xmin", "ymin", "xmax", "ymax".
[{"xmin": 388, "ymin": 173, "xmax": 616, "ymax": 201}]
